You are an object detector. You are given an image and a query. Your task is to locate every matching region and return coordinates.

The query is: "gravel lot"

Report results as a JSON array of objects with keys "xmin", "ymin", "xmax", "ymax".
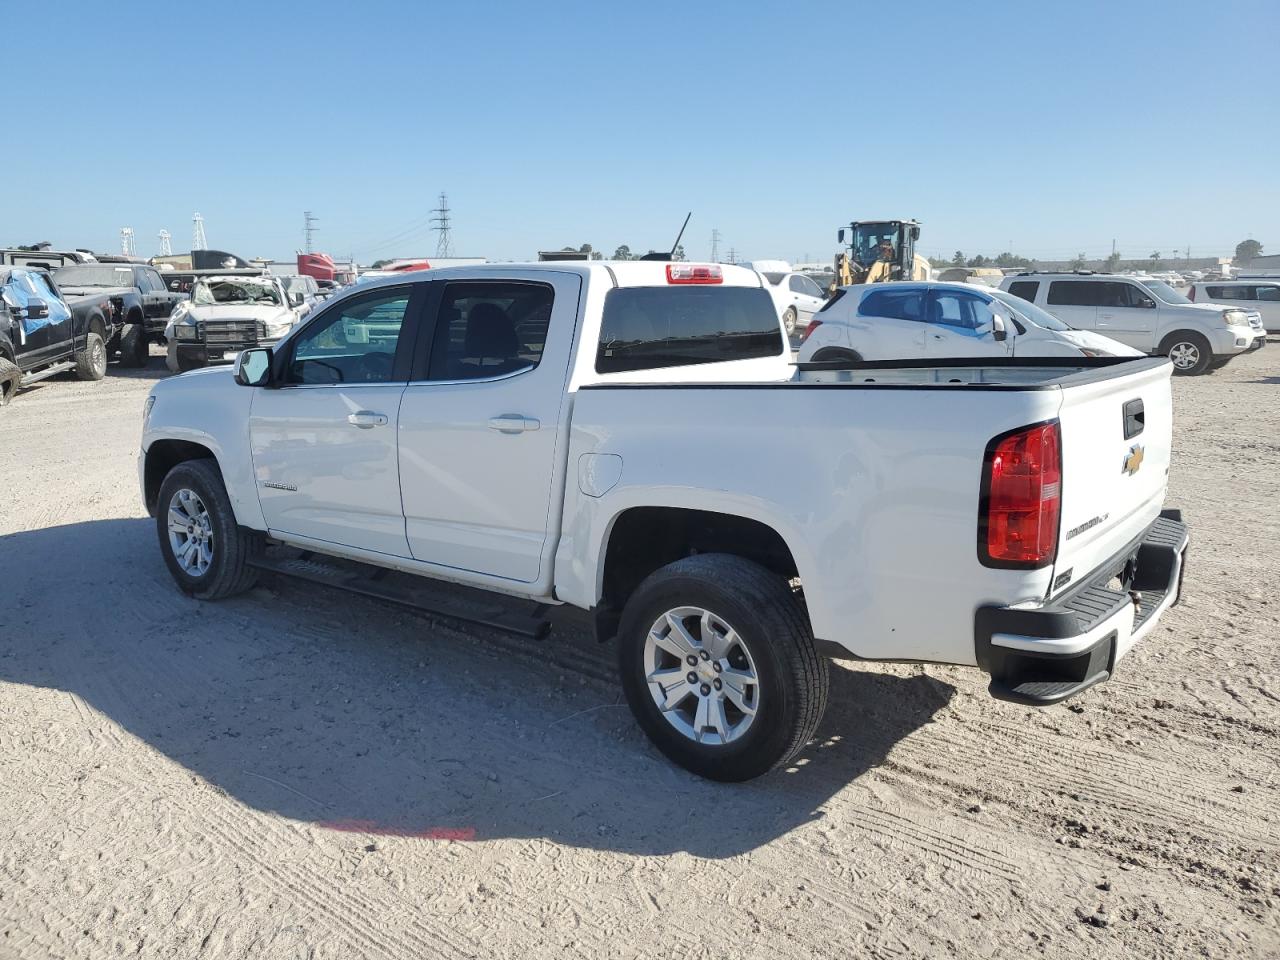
[{"xmin": 1, "ymin": 346, "xmax": 1277, "ymax": 959}]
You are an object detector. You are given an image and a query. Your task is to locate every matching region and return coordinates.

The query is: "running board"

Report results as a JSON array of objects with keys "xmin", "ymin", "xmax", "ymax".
[
  {"xmin": 246, "ymin": 550, "xmax": 551, "ymax": 640},
  {"xmin": 19, "ymin": 360, "xmax": 77, "ymax": 386}
]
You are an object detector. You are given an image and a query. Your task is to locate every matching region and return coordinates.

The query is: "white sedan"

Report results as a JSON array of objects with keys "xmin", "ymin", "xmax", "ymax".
[
  {"xmin": 799, "ymin": 282, "xmax": 1139, "ymax": 362},
  {"xmin": 758, "ymin": 270, "xmax": 827, "ymax": 336}
]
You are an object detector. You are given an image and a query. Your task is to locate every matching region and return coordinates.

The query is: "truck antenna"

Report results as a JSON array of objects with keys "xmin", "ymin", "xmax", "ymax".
[{"xmin": 669, "ymin": 212, "xmax": 692, "ymax": 260}]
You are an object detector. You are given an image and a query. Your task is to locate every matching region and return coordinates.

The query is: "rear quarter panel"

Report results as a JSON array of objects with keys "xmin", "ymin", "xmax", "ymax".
[{"xmin": 556, "ymin": 382, "xmax": 1065, "ymax": 665}]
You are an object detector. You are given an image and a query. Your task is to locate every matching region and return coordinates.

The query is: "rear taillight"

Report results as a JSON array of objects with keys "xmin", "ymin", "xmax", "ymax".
[
  {"xmin": 666, "ymin": 263, "xmax": 723, "ymax": 284},
  {"xmin": 979, "ymin": 421, "xmax": 1061, "ymax": 568},
  {"xmin": 800, "ymin": 319, "xmax": 821, "ymax": 342}
]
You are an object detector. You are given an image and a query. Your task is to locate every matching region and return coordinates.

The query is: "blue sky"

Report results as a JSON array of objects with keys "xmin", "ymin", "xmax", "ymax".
[{"xmin": 9, "ymin": 0, "xmax": 1277, "ymax": 264}]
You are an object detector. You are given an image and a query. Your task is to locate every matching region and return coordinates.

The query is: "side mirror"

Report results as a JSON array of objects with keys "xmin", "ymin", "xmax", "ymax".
[
  {"xmin": 837, "ymin": 229, "xmax": 846, "ymax": 244},
  {"xmin": 991, "ymin": 314, "xmax": 1007, "ymax": 341},
  {"xmin": 910, "ymin": 225, "xmax": 921, "ymax": 241},
  {"xmin": 290, "ymin": 292, "xmax": 305, "ymax": 307},
  {"xmin": 1141, "ymin": 297, "xmax": 1156, "ymax": 309},
  {"xmin": 234, "ymin": 347, "xmax": 273, "ymax": 387},
  {"xmin": 24, "ymin": 298, "xmax": 49, "ymax": 321}
]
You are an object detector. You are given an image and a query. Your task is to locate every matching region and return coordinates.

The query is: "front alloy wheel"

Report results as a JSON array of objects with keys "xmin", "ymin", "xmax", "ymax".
[
  {"xmin": 167, "ymin": 487, "xmax": 214, "ymax": 577},
  {"xmin": 644, "ymin": 606, "xmax": 760, "ymax": 746},
  {"xmin": 1168, "ymin": 340, "xmax": 1201, "ymax": 370}
]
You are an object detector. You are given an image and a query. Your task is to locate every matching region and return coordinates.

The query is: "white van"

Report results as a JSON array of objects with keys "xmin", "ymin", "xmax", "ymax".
[
  {"xmin": 1000, "ymin": 272, "xmax": 1264, "ymax": 375},
  {"xmin": 798, "ymin": 282, "xmax": 1140, "ymax": 363}
]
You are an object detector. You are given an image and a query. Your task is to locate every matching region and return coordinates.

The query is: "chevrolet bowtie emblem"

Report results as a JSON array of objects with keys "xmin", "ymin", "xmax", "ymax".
[{"xmin": 1122, "ymin": 444, "xmax": 1144, "ymax": 476}]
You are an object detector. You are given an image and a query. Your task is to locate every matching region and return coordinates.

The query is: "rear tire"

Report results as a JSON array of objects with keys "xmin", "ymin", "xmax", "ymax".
[
  {"xmin": 1160, "ymin": 331, "xmax": 1212, "ymax": 376},
  {"xmin": 617, "ymin": 553, "xmax": 829, "ymax": 781},
  {"xmin": 812, "ymin": 348, "xmax": 864, "ymax": 363},
  {"xmin": 0, "ymin": 356, "xmax": 19, "ymax": 406},
  {"xmin": 74, "ymin": 330, "xmax": 107, "ymax": 381},
  {"xmin": 156, "ymin": 459, "xmax": 261, "ymax": 600},
  {"xmin": 118, "ymin": 322, "xmax": 149, "ymax": 368},
  {"xmin": 783, "ymin": 307, "xmax": 798, "ymax": 337}
]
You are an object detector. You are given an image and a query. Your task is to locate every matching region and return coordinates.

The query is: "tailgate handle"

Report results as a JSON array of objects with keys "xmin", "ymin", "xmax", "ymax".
[{"xmin": 1123, "ymin": 398, "xmax": 1144, "ymax": 440}]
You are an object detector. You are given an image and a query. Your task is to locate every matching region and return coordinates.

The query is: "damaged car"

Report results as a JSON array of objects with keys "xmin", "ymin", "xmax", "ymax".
[{"xmin": 165, "ymin": 275, "xmax": 297, "ymax": 372}]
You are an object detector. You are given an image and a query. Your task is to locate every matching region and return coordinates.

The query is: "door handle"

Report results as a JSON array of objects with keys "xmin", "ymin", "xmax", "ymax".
[
  {"xmin": 487, "ymin": 414, "xmax": 540, "ymax": 434},
  {"xmin": 347, "ymin": 410, "xmax": 389, "ymax": 428}
]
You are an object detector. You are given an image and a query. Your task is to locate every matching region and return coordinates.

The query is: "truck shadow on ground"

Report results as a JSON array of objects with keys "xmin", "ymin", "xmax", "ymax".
[{"xmin": 0, "ymin": 518, "xmax": 954, "ymax": 859}]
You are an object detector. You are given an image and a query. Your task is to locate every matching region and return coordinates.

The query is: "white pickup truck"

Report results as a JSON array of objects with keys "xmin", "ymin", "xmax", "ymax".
[{"xmin": 140, "ymin": 261, "xmax": 1189, "ymax": 781}]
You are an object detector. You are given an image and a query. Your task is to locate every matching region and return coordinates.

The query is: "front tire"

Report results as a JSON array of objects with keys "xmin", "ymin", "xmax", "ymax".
[
  {"xmin": 74, "ymin": 330, "xmax": 107, "ymax": 381},
  {"xmin": 783, "ymin": 307, "xmax": 798, "ymax": 337},
  {"xmin": 617, "ymin": 554, "xmax": 829, "ymax": 781},
  {"xmin": 0, "ymin": 356, "xmax": 19, "ymax": 407},
  {"xmin": 1160, "ymin": 331, "xmax": 1212, "ymax": 376},
  {"xmin": 156, "ymin": 459, "xmax": 261, "ymax": 600},
  {"xmin": 118, "ymin": 322, "xmax": 149, "ymax": 368}
]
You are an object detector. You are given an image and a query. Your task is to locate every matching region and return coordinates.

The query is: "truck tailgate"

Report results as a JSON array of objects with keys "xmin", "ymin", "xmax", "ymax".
[{"xmin": 1052, "ymin": 360, "xmax": 1173, "ymax": 596}]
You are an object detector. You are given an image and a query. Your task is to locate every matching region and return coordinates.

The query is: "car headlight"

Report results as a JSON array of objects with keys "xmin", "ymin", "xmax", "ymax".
[
  {"xmin": 143, "ymin": 395, "xmax": 156, "ymax": 424},
  {"xmin": 1223, "ymin": 309, "xmax": 1249, "ymax": 327},
  {"xmin": 173, "ymin": 324, "xmax": 199, "ymax": 341}
]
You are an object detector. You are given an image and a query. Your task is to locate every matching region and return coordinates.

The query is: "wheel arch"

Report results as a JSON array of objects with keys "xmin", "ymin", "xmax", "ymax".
[
  {"xmin": 590, "ymin": 504, "xmax": 808, "ymax": 643},
  {"xmin": 144, "ymin": 439, "xmax": 222, "ymax": 516}
]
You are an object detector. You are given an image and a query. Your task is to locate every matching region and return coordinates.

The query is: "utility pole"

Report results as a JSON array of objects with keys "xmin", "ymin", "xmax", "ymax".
[
  {"xmin": 710, "ymin": 228, "xmax": 721, "ymax": 262},
  {"xmin": 304, "ymin": 211, "xmax": 319, "ymax": 253},
  {"xmin": 157, "ymin": 230, "xmax": 172, "ymax": 257},
  {"xmin": 431, "ymin": 192, "xmax": 453, "ymax": 259},
  {"xmin": 192, "ymin": 213, "xmax": 207, "ymax": 251}
]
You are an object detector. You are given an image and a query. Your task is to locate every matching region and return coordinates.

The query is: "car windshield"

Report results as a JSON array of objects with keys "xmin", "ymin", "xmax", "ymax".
[
  {"xmin": 989, "ymin": 287, "xmax": 1072, "ymax": 331},
  {"xmin": 1139, "ymin": 279, "xmax": 1190, "ymax": 305},
  {"xmin": 192, "ymin": 279, "xmax": 282, "ymax": 305},
  {"xmin": 52, "ymin": 264, "xmax": 135, "ymax": 287}
]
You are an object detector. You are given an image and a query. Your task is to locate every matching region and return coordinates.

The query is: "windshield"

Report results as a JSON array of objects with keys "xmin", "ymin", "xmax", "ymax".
[
  {"xmin": 191, "ymin": 279, "xmax": 282, "ymax": 306},
  {"xmin": 1139, "ymin": 279, "xmax": 1191, "ymax": 305},
  {"xmin": 989, "ymin": 287, "xmax": 1072, "ymax": 331},
  {"xmin": 849, "ymin": 223, "xmax": 901, "ymax": 266},
  {"xmin": 52, "ymin": 264, "xmax": 134, "ymax": 288}
]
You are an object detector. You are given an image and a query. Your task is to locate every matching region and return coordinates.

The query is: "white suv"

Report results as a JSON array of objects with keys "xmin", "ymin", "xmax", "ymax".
[
  {"xmin": 1000, "ymin": 272, "xmax": 1264, "ymax": 375},
  {"xmin": 1188, "ymin": 279, "xmax": 1279, "ymax": 331}
]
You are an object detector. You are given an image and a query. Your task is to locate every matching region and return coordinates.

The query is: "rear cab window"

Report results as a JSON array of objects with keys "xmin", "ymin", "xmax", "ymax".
[{"xmin": 596, "ymin": 286, "xmax": 783, "ymax": 374}]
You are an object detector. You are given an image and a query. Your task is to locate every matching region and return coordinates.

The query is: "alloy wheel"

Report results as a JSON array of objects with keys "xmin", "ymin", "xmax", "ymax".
[
  {"xmin": 167, "ymin": 488, "xmax": 214, "ymax": 577},
  {"xmin": 643, "ymin": 606, "xmax": 760, "ymax": 746},
  {"xmin": 1169, "ymin": 341, "xmax": 1199, "ymax": 369}
]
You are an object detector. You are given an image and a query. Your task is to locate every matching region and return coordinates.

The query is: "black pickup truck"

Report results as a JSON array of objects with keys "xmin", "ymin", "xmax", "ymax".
[
  {"xmin": 51, "ymin": 262, "xmax": 186, "ymax": 367},
  {"xmin": 0, "ymin": 266, "xmax": 117, "ymax": 406}
]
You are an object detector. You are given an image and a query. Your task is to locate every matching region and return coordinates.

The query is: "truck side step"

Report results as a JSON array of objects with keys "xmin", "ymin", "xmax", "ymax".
[
  {"xmin": 19, "ymin": 361, "xmax": 77, "ymax": 387},
  {"xmin": 247, "ymin": 550, "xmax": 551, "ymax": 640}
]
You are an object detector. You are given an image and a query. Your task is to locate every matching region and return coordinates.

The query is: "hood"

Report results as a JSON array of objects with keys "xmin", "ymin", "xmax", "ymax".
[
  {"xmin": 184, "ymin": 303, "xmax": 291, "ymax": 323},
  {"xmin": 1051, "ymin": 327, "xmax": 1144, "ymax": 356}
]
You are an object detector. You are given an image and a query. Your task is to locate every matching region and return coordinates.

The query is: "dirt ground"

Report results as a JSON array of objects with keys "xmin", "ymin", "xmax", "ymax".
[{"xmin": 1, "ymin": 346, "xmax": 1277, "ymax": 960}]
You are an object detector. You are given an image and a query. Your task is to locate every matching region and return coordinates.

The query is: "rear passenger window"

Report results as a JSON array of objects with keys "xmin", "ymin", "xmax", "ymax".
[
  {"xmin": 1007, "ymin": 281, "xmax": 1039, "ymax": 302},
  {"xmin": 596, "ymin": 286, "xmax": 783, "ymax": 374},
  {"xmin": 1206, "ymin": 285, "xmax": 1251, "ymax": 300},
  {"xmin": 1047, "ymin": 281, "xmax": 1101, "ymax": 306},
  {"xmin": 858, "ymin": 288, "xmax": 926, "ymax": 322},
  {"xmin": 427, "ymin": 281, "xmax": 553, "ymax": 381},
  {"xmin": 1256, "ymin": 286, "xmax": 1280, "ymax": 302}
]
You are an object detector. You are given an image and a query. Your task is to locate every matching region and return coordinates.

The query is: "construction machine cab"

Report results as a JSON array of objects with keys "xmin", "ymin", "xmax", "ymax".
[{"xmin": 833, "ymin": 219, "xmax": 926, "ymax": 290}]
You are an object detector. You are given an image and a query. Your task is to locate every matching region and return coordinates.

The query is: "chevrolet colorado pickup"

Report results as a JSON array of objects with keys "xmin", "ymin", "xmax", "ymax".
[
  {"xmin": 140, "ymin": 262, "xmax": 1189, "ymax": 781},
  {"xmin": 1, "ymin": 266, "xmax": 113, "ymax": 404}
]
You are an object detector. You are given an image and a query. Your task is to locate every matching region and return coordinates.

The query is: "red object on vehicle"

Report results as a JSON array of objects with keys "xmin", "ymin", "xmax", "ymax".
[
  {"xmin": 297, "ymin": 252, "xmax": 337, "ymax": 282},
  {"xmin": 981, "ymin": 421, "xmax": 1061, "ymax": 567},
  {"xmin": 666, "ymin": 263, "xmax": 722, "ymax": 284},
  {"xmin": 386, "ymin": 259, "xmax": 432, "ymax": 273},
  {"xmin": 800, "ymin": 319, "xmax": 821, "ymax": 342}
]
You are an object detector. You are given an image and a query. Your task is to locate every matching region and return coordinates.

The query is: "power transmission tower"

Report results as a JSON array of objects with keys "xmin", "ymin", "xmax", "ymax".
[
  {"xmin": 157, "ymin": 230, "xmax": 172, "ymax": 256},
  {"xmin": 119, "ymin": 227, "xmax": 135, "ymax": 257},
  {"xmin": 431, "ymin": 193, "xmax": 453, "ymax": 259},
  {"xmin": 192, "ymin": 213, "xmax": 208, "ymax": 251},
  {"xmin": 725, "ymin": 247, "xmax": 738, "ymax": 265},
  {"xmin": 304, "ymin": 211, "xmax": 319, "ymax": 253},
  {"xmin": 710, "ymin": 228, "xmax": 721, "ymax": 262}
]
